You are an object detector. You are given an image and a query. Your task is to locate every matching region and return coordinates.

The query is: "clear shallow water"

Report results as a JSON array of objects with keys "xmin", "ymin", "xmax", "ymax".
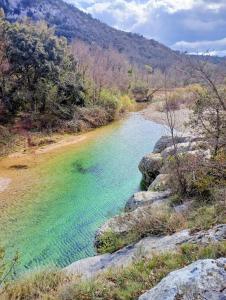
[{"xmin": 0, "ymin": 113, "xmax": 165, "ymax": 273}]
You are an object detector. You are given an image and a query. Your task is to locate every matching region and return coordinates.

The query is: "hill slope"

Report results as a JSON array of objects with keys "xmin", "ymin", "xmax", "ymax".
[{"xmin": 0, "ymin": 0, "xmax": 183, "ymax": 69}]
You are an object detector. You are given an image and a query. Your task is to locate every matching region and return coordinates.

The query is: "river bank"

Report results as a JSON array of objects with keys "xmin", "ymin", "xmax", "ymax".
[
  {"xmin": 0, "ymin": 102, "xmax": 191, "ymax": 210},
  {"xmin": 2, "ymin": 130, "xmax": 225, "ymax": 300},
  {"xmin": 140, "ymin": 102, "xmax": 191, "ymax": 132}
]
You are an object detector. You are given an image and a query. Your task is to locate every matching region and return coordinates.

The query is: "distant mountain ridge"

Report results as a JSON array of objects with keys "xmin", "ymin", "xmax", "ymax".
[{"xmin": 0, "ymin": 0, "xmax": 223, "ymax": 69}]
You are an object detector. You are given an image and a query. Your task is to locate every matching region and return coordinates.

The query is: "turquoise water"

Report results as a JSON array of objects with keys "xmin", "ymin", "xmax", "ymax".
[{"xmin": 0, "ymin": 113, "xmax": 165, "ymax": 272}]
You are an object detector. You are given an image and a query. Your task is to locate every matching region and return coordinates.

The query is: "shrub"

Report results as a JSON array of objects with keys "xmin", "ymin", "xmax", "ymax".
[
  {"xmin": 118, "ymin": 95, "xmax": 135, "ymax": 113},
  {"xmin": 166, "ymin": 150, "xmax": 226, "ymax": 202},
  {"xmin": 97, "ymin": 230, "xmax": 138, "ymax": 254},
  {"xmin": 98, "ymin": 89, "xmax": 119, "ymax": 111}
]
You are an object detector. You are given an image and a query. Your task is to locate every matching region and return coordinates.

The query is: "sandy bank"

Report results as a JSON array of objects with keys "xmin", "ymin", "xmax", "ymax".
[
  {"xmin": 9, "ymin": 134, "xmax": 87, "ymax": 158},
  {"xmin": 141, "ymin": 103, "xmax": 191, "ymax": 133}
]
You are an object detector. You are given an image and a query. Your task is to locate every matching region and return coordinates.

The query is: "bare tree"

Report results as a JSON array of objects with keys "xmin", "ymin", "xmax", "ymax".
[
  {"xmin": 185, "ymin": 59, "xmax": 226, "ymax": 155},
  {"xmin": 71, "ymin": 40, "xmax": 132, "ymax": 103},
  {"xmin": 164, "ymin": 85, "xmax": 187, "ymax": 195}
]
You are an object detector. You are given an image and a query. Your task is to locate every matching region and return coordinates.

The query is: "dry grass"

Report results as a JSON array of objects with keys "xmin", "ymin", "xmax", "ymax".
[
  {"xmin": 2, "ymin": 242, "xmax": 225, "ymax": 300},
  {"xmin": 97, "ymin": 206, "xmax": 188, "ymax": 254}
]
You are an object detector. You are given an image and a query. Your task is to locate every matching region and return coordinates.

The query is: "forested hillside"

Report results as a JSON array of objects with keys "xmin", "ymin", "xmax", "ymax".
[
  {"xmin": 0, "ymin": 0, "xmax": 188, "ymax": 69},
  {"xmin": 0, "ymin": 11, "xmax": 143, "ymax": 155}
]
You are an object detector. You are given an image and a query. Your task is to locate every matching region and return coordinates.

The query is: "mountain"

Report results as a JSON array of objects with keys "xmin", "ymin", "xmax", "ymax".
[
  {"xmin": 0, "ymin": 0, "xmax": 184, "ymax": 69},
  {"xmin": 0, "ymin": 0, "xmax": 223, "ymax": 69}
]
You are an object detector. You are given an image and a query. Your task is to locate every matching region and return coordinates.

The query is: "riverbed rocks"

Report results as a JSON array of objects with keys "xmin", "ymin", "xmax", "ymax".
[
  {"xmin": 125, "ymin": 189, "xmax": 172, "ymax": 211},
  {"xmin": 139, "ymin": 258, "xmax": 226, "ymax": 300},
  {"xmin": 138, "ymin": 153, "xmax": 163, "ymax": 188}
]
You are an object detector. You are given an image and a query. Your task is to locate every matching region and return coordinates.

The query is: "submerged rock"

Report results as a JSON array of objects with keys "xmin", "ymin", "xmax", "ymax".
[
  {"xmin": 139, "ymin": 258, "xmax": 226, "ymax": 300},
  {"xmin": 139, "ymin": 153, "xmax": 163, "ymax": 188},
  {"xmin": 125, "ymin": 189, "xmax": 171, "ymax": 211}
]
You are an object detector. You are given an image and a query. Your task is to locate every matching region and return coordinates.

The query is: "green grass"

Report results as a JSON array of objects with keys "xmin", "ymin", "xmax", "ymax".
[{"xmin": 2, "ymin": 242, "xmax": 225, "ymax": 300}]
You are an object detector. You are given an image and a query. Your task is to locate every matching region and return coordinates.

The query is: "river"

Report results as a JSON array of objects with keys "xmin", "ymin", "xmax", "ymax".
[{"xmin": 0, "ymin": 112, "xmax": 166, "ymax": 273}]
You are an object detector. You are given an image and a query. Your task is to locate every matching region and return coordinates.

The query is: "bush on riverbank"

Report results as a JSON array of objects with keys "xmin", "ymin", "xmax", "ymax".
[{"xmin": 2, "ymin": 242, "xmax": 226, "ymax": 300}]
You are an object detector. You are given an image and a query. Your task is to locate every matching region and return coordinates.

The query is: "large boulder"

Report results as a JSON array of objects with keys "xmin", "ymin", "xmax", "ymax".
[
  {"xmin": 148, "ymin": 174, "xmax": 170, "ymax": 191},
  {"xmin": 139, "ymin": 258, "xmax": 226, "ymax": 300},
  {"xmin": 139, "ymin": 153, "xmax": 163, "ymax": 188},
  {"xmin": 153, "ymin": 136, "xmax": 189, "ymax": 153},
  {"xmin": 161, "ymin": 141, "xmax": 208, "ymax": 159},
  {"xmin": 125, "ymin": 189, "xmax": 171, "ymax": 211},
  {"xmin": 153, "ymin": 135, "xmax": 202, "ymax": 154}
]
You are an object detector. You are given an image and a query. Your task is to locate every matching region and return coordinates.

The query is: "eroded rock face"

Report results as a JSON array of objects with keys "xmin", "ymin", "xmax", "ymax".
[
  {"xmin": 125, "ymin": 189, "xmax": 171, "ymax": 211},
  {"xmin": 153, "ymin": 135, "xmax": 202, "ymax": 154},
  {"xmin": 96, "ymin": 192, "xmax": 173, "ymax": 245},
  {"xmin": 153, "ymin": 136, "xmax": 189, "ymax": 154},
  {"xmin": 65, "ymin": 225, "xmax": 226, "ymax": 279},
  {"xmin": 148, "ymin": 174, "xmax": 170, "ymax": 191},
  {"xmin": 189, "ymin": 224, "xmax": 226, "ymax": 244},
  {"xmin": 65, "ymin": 230, "xmax": 191, "ymax": 278},
  {"xmin": 161, "ymin": 141, "xmax": 207, "ymax": 159},
  {"xmin": 139, "ymin": 258, "xmax": 226, "ymax": 300},
  {"xmin": 139, "ymin": 153, "xmax": 163, "ymax": 188}
]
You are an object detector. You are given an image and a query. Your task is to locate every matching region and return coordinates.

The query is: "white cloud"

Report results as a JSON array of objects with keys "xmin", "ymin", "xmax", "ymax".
[
  {"xmin": 172, "ymin": 37, "xmax": 226, "ymax": 56},
  {"xmin": 65, "ymin": 0, "xmax": 226, "ymax": 56}
]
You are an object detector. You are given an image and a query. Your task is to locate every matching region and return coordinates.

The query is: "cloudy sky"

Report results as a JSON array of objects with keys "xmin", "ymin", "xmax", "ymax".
[{"xmin": 65, "ymin": 0, "xmax": 226, "ymax": 56}]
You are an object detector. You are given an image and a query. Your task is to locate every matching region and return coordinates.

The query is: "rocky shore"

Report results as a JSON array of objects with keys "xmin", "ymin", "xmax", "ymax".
[{"xmin": 64, "ymin": 133, "xmax": 226, "ymax": 299}]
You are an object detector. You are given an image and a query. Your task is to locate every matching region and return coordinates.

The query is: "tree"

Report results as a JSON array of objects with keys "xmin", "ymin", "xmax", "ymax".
[
  {"xmin": 187, "ymin": 60, "xmax": 226, "ymax": 156},
  {"xmin": 1, "ymin": 20, "xmax": 84, "ymax": 120},
  {"xmin": 71, "ymin": 40, "xmax": 132, "ymax": 104},
  {"xmin": 0, "ymin": 10, "xmax": 11, "ymax": 122},
  {"xmin": 164, "ymin": 88, "xmax": 188, "ymax": 195}
]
